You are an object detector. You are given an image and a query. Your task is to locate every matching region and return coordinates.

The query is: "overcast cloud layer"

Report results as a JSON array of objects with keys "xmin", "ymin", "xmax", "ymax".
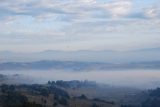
[{"xmin": 0, "ymin": 0, "xmax": 160, "ymax": 52}]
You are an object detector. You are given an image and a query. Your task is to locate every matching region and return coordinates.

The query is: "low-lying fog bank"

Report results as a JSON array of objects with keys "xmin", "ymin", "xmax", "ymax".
[{"xmin": 1, "ymin": 69, "xmax": 160, "ymax": 89}]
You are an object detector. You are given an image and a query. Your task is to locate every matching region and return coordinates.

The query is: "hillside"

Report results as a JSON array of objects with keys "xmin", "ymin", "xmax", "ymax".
[
  {"xmin": 0, "ymin": 83, "xmax": 119, "ymax": 107},
  {"xmin": 0, "ymin": 60, "xmax": 160, "ymax": 71},
  {"xmin": 1, "ymin": 48, "xmax": 160, "ymax": 63}
]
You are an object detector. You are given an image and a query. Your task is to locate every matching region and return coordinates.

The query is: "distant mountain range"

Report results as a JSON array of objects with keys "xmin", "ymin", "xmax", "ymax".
[
  {"xmin": 0, "ymin": 47, "xmax": 160, "ymax": 63},
  {"xmin": 0, "ymin": 60, "xmax": 160, "ymax": 71}
]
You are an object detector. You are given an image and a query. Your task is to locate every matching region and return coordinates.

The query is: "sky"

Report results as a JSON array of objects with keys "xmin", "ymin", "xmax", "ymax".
[{"xmin": 0, "ymin": 0, "xmax": 160, "ymax": 52}]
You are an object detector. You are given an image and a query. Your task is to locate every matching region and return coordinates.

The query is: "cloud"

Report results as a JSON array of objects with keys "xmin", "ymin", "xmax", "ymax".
[
  {"xmin": 104, "ymin": 0, "xmax": 132, "ymax": 18},
  {"xmin": 0, "ymin": 0, "xmax": 159, "ymax": 51},
  {"xmin": 0, "ymin": 0, "xmax": 133, "ymax": 21},
  {"xmin": 144, "ymin": 7, "xmax": 160, "ymax": 19},
  {"xmin": 0, "ymin": 0, "xmax": 159, "ymax": 21}
]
